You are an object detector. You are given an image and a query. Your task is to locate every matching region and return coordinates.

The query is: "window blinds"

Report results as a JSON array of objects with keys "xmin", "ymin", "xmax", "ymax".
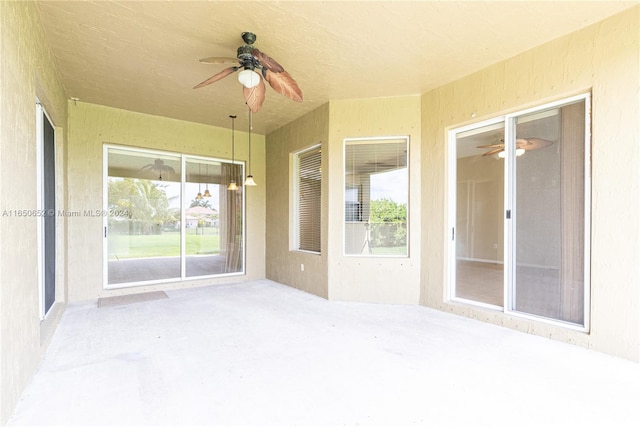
[{"xmin": 297, "ymin": 147, "xmax": 321, "ymax": 252}]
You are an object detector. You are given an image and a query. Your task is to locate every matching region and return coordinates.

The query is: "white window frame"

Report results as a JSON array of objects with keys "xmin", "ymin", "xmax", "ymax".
[
  {"xmin": 103, "ymin": 144, "xmax": 246, "ymax": 289},
  {"xmin": 343, "ymin": 136, "xmax": 410, "ymax": 258}
]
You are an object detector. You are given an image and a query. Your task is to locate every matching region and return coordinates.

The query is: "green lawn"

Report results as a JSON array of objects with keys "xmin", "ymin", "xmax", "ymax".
[{"xmin": 108, "ymin": 228, "xmax": 220, "ymax": 260}]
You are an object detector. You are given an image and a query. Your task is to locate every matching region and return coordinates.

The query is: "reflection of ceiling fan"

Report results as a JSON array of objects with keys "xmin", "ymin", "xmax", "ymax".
[
  {"xmin": 477, "ymin": 138, "xmax": 553, "ymax": 157},
  {"xmin": 140, "ymin": 159, "xmax": 175, "ymax": 180},
  {"xmin": 193, "ymin": 32, "xmax": 303, "ymax": 113},
  {"xmin": 365, "ymin": 160, "xmax": 398, "ymax": 169}
]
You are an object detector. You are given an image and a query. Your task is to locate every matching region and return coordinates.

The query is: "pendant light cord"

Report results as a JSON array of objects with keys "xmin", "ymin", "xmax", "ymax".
[
  {"xmin": 227, "ymin": 114, "xmax": 238, "ymax": 191},
  {"xmin": 248, "ymin": 108, "xmax": 252, "ymax": 176},
  {"xmin": 230, "ymin": 115, "xmax": 236, "ymax": 165}
]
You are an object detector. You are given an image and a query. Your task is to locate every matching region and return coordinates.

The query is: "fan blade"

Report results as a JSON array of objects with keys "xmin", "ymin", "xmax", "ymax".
[
  {"xmin": 244, "ymin": 77, "xmax": 266, "ymax": 113},
  {"xmin": 193, "ymin": 67, "xmax": 238, "ymax": 89},
  {"xmin": 476, "ymin": 143, "xmax": 505, "ymax": 149},
  {"xmin": 199, "ymin": 57, "xmax": 239, "ymax": 64},
  {"xmin": 264, "ymin": 70, "xmax": 303, "ymax": 102},
  {"xmin": 482, "ymin": 147, "xmax": 504, "ymax": 157},
  {"xmin": 516, "ymin": 137, "xmax": 553, "ymax": 150},
  {"xmin": 251, "ymin": 49, "xmax": 285, "ymax": 73}
]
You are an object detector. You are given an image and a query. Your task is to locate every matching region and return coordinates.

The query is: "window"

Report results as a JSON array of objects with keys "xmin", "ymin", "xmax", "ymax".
[
  {"xmin": 448, "ymin": 94, "xmax": 590, "ymax": 330},
  {"xmin": 104, "ymin": 146, "xmax": 244, "ymax": 287},
  {"xmin": 344, "ymin": 137, "xmax": 408, "ymax": 256},
  {"xmin": 292, "ymin": 145, "xmax": 321, "ymax": 253}
]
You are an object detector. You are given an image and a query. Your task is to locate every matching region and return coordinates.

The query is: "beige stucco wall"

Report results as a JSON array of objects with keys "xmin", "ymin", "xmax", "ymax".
[
  {"xmin": 1, "ymin": 10, "xmax": 638, "ymax": 427},
  {"xmin": 421, "ymin": 6, "xmax": 640, "ymax": 361},
  {"xmin": 265, "ymin": 104, "xmax": 329, "ymax": 298},
  {"xmin": 0, "ymin": 2, "xmax": 69, "ymax": 424},
  {"xmin": 265, "ymin": 96, "xmax": 422, "ymax": 304},
  {"xmin": 327, "ymin": 97, "xmax": 422, "ymax": 304},
  {"xmin": 66, "ymin": 102, "xmax": 266, "ymax": 302}
]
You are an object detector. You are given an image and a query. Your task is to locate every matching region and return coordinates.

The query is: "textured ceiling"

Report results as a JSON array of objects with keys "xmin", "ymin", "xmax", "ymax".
[{"xmin": 35, "ymin": 1, "xmax": 637, "ymax": 134}]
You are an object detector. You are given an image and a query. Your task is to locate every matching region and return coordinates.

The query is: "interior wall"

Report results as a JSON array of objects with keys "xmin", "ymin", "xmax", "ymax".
[
  {"xmin": 327, "ymin": 97, "xmax": 421, "ymax": 304},
  {"xmin": 0, "ymin": 2, "xmax": 69, "ymax": 424},
  {"xmin": 455, "ymin": 155, "xmax": 504, "ymax": 263},
  {"xmin": 265, "ymin": 104, "xmax": 329, "ymax": 298},
  {"xmin": 66, "ymin": 102, "xmax": 266, "ymax": 302},
  {"xmin": 421, "ymin": 6, "xmax": 640, "ymax": 361}
]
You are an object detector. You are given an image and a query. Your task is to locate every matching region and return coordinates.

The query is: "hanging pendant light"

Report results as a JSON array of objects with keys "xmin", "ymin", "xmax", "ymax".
[
  {"xmin": 227, "ymin": 115, "xmax": 239, "ymax": 191},
  {"xmin": 244, "ymin": 107, "xmax": 257, "ymax": 186},
  {"xmin": 203, "ymin": 162, "xmax": 211, "ymax": 197},
  {"xmin": 195, "ymin": 163, "xmax": 203, "ymax": 199}
]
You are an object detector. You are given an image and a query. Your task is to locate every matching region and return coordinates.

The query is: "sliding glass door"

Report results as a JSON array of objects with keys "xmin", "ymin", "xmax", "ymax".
[
  {"xmin": 183, "ymin": 158, "xmax": 243, "ymax": 277},
  {"xmin": 449, "ymin": 94, "xmax": 590, "ymax": 329},
  {"xmin": 452, "ymin": 121, "xmax": 505, "ymax": 307},
  {"xmin": 511, "ymin": 100, "xmax": 587, "ymax": 325},
  {"xmin": 105, "ymin": 146, "xmax": 244, "ymax": 287}
]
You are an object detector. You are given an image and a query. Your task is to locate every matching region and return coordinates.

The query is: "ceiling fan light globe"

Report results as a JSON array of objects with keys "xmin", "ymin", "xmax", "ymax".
[
  {"xmin": 238, "ymin": 69, "xmax": 260, "ymax": 88},
  {"xmin": 497, "ymin": 148, "xmax": 526, "ymax": 159}
]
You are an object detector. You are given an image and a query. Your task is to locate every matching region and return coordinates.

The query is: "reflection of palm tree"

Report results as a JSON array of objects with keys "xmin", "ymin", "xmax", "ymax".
[
  {"xmin": 190, "ymin": 198, "xmax": 213, "ymax": 208},
  {"xmin": 108, "ymin": 178, "xmax": 173, "ymax": 229}
]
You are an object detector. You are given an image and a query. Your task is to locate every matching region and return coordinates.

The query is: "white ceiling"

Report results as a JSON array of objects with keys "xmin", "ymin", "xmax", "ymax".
[{"xmin": 35, "ymin": 1, "xmax": 637, "ymax": 134}]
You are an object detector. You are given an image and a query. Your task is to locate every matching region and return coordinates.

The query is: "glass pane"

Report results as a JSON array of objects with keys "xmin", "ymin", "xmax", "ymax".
[
  {"xmin": 185, "ymin": 159, "xmax": 224, "ymax": 277},
  {"xmin": 514, "ymin": 100, "xmax": 586, "ymax": 325},
  {"xmin": 107, "ymin": 149, "xmax": 181, "ymax": 284},
  {"xmin": 344, "ymin": 138, "xmax": 408, "ymax": 256},
  {"xmin": 454, "ymin": 123, "xmax": 505, "ymax": 306},
  {"xmin": 219, "ymin": 162, "xmax": 244, "ymax": 274}
]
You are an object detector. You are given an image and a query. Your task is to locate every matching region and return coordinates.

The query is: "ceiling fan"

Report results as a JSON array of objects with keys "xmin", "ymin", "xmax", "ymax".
[
  {"xmin": 477, "ymin": 138, "xmax": 553, "ymax": 157},
  {"xmin": 193, "ymin": 32, "xmax": 303, "ymax": 113},
  {"xmin": 140, "ymin": 159, "xmax": 175, "ymax": 180}
]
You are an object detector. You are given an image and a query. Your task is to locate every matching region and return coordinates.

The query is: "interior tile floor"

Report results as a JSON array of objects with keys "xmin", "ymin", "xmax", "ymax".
[
  {"xmin": 455, "ymin": 260, "xmax": 504, "ymax": 306},
  {"xmin": 456, "ymin": 260, "xmax": 584, "ymax": 322},
  {"xmin": 9, "ymin": 280, "xmax": 640, "ymax": 427}
]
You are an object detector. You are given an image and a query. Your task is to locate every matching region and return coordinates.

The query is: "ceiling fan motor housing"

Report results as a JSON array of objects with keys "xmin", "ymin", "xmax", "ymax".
[
  {"xmin": 238, "ymin": 47, "xmax": 262, "ymax": 73},
  {"xmin": 238, "ymin": 32, "xmax": 259, "ymax": 70},
  {"xmin": 237, "ymin": 45, "xmax": 255, "ymax": 66}
]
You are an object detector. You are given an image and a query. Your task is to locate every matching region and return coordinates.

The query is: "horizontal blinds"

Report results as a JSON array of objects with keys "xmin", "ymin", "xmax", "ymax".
[
  {"xmin": 344, "ymin": 138, "xmax": 409, "ymax": 256},
  {"xmin": 298, "ymin": 147, "xmax": 321, "ymax": 252},
  {"xmin": 345, "ymin": 140, "xmax": 407, "ymax": 176},
  {"xmin": 344, "ymin": 139, "xmax": 407, "ymax": 224}
]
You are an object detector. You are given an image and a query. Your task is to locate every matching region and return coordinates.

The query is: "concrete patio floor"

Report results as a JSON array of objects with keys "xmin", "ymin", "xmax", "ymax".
[{"xmin": 8, "ymin": 280, "xmax": 640, "ymax": 426}]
